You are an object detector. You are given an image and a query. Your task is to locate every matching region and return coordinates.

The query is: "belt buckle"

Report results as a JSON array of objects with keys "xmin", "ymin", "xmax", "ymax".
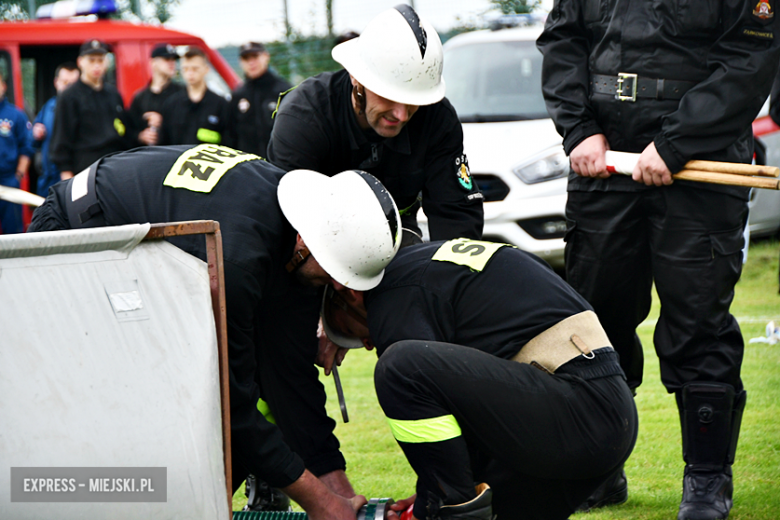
[{"xmin": 615, "ymin": 72, "xmax": 637, "ymax": 102}]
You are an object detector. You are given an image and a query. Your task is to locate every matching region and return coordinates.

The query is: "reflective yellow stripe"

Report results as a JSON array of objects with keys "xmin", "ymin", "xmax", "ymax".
[
  {"xmin": 257, "ymin": 398, "xmax": 276, "ymax": 424},
  {"xmin": 387, "ymin": 415, "xmax": 461, "ymax": 443},
  {"xmin": 113, "ymin": 118, "xmax": 126, "ymax": 137},
  {"xmin": 431, "ymin": 238, "xmax": 512, "ymax": 272},
  {"xmin": 196, "ymin": 128, "xmax": 222, "ymax": 144}
]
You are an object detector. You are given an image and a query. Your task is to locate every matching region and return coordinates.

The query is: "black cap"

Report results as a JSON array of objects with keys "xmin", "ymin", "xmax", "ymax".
[
  {"xmin": 239, "ymin": 41, "xmax": 266, "ymax": 57},
  {"xmin": 79, "ymin": 39, "xmax": 109, "ymax": 56},
  {"xmin": 151, "ymin": 43, "xmax": 179, "ymax": 59}
]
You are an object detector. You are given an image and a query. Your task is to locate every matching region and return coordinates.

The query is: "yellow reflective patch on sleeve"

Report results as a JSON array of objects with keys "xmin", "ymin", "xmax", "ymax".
[
  {"xmin": 387, "ymin": 415, "xmax": 462, "ymax": 443},
  {"xmin": 196, "ymin": 128, "xmax": 222, "ymax": 144},
  {"xmin": 113, "ymin": 118, "xmax": 125, "ymax": 137},
  {"xmin": 256, "ymin": 398, "xmax": 276, "ymax": 424},
  {"xmin": 162, "ymin": 144, "xmax": 261, "ymax": 193},
  {"xmin": 431, "ymin": 238, "xmax": 512, "ymax": 272}
]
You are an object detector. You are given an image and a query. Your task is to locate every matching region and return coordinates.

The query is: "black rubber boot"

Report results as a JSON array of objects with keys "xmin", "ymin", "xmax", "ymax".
[
  {"xmin": 575, "ymin": 466, "xmax": 628, "ymax": 512},
  {"xmin": 429, "ymin": 483, "xmax": 493, "ymax": 520},
  {"xmin": 676, "ymin": 383, "xmax": 746, "ymax": 520},
  {"xmin": 242, "ymin": 473, "xmax": 292, "ymax": 512}
]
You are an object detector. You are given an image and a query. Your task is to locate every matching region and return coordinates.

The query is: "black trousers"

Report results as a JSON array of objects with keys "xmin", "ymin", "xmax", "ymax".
[
  {"xmin": 375, "ymin": 341, "xmax": 638, "ymax": 520},
  {"xmin": 565, "ymin": 187, "xmax": 747, "ymax": 393}
]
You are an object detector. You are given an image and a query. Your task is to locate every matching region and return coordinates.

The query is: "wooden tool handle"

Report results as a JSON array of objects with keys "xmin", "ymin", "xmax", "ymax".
[
  {"xmin": 684, "ymin": 160, "xmax": 780, "ymax": 178},
  {"xmin": 674, "ymin": 170, "xmax": 780, "ymax": 189}
]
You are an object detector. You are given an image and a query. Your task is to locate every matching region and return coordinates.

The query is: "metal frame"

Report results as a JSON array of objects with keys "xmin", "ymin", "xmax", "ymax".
[
  {"xmin": 143, "ymin": 220, "xmax": 232, "ymax": 513},
  {"xmin": 616, "ymin": 72, "xmax": 638, "ymax": 102}
]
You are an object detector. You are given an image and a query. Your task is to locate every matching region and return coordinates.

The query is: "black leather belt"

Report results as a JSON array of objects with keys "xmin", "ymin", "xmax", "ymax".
[{"xmin": 591, "ymin": 73, "xmax": 697, "ymax": 102}]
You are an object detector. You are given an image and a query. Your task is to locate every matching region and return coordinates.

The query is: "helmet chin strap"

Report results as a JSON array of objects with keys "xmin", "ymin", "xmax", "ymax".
[
  {"xmin": 286, "ymin": 245, "xmax": 311, "ymax": 273},
  {"xmin": 352, "ymin": 84, "xmax": 367, "ymax": 116}
]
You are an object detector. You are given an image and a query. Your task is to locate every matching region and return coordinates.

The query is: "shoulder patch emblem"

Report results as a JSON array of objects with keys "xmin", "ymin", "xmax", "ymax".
[
  {"xmin": 238, "ymin": 98, "xmax": 250, "ymax": 113},
  {"xmin": 455, "ymin": 154, "xmax": 473, "ymax": 191},
  {"xmin": 0, "ymin": 119, "xmax": 12, "ymax": 136},
  {"xmin": 754, "ymin": 0, "xmax": 774, "ymax": 19}
]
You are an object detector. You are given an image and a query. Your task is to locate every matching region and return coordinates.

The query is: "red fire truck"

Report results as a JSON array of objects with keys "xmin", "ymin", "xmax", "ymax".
[{"xmin": 0, "ymin": 1, "xmax": 241, "ymax": 224}]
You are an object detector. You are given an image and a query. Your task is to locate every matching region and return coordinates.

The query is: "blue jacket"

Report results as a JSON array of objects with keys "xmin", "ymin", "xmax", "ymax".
[
  {"xmin": 34, "ymin": 96, "xmax": 59, "ymax": 190},
  {"xmin": 0, "ymin": 97, "xmax": 33, "ymax": 176}
]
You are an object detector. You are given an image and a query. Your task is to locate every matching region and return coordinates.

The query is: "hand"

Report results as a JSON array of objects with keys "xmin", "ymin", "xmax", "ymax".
[
  {"xmin": 316, "ymin": 319, "xmax": 348, "ymax": 376},
  {"xmin": 143, "ymin": 111, "xmax": 163, "ymax": 128},
  {"xmin": 632, "ymin": 142, "xmax": 672, "ymax": 186},
  {"xmin": 138, "ymin": 127, "xmax": 158, "ymax": 146},
  {"xmin": 387, "ymin": 494, "xmax": 417, "ymax": 520},
  {"xmin": 283, "ymin": 470, "xmax": 366, "ymax": 520},
  {"xmin": 32, "ymin": 122, "xmax": 47, "ymax": 140},
  {"xmin": 304, "ymin": 494, "xmax": 367, "ymax": 520},
  {"xmin": 570, "ymin": 134, "xmax": 611, "ymax": 178},
  {"xmin": 60, "ymin": 171, "xmax": 74, "ymax": 180}
]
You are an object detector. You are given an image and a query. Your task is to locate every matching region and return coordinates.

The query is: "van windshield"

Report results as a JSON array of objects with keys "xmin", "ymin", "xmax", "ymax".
[{"xmin": 444, "ymin": 39, "xmax": 549, "ymax": 123}]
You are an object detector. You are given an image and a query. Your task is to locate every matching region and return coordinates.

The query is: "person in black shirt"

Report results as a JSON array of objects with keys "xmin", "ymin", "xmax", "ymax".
[
  {"xmin": 127, "ymin": 43, "xmax": 184, "ymax": 147},
  {"xmin": 159, "ymin": 47, "xmax": 228, "ymax": 146},
  {"xmin": 261, "ymin": 6, "xmax": 484, "ymax": 500},
  {"xmin": 28, "ymin": 144, "xmax": 403, "ymax": 520},
  {"xmin": 537, "ymin": 1, "xmax": 780, "ymax": 517},
  {"xmin": 268, "ymin": 5, "xmax": 483, "ymax": 241},
  {"xmin": 224, "ymin": 42, "xmax": 291, "ymax": 157},
  {"xmin": 50, "ymin": 39, "xmax": 130, "ymax": 180},
  {"xmin": 320, "ymin": 240, "xmax": 638, "ymax": 520}
]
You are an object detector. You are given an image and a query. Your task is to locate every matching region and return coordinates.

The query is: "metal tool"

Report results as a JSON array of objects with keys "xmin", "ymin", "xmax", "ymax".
[
  {"xmin": 357, "ymin": 498, "xmax": 394, "ymax": 520},
  {"xmin": 332, "ymin": 364, "xmax": 349, "ymax": 423}
]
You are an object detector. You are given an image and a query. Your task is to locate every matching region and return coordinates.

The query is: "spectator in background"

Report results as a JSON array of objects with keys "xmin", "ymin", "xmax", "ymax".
[
  {"xmin": 50, "ymin": 39, "xmax": 130, "ymax": 179},
  {"xmin": 224, "ymin": 42, "xmax": 291, "ymax": 157},
  {"xmin": 0, "ymin": 70, "xmax": 33, "ymax": 234},
  {"xmin": 32, "ymin": 62, "xmax": 80, "ymax": 196},
  {"xmin": 159, "ymin": 46, "xmax": 228, "ymax": 145},
  {"xmin": 127, "ymin": 43, "xmax": 184, "ymax": 147}
]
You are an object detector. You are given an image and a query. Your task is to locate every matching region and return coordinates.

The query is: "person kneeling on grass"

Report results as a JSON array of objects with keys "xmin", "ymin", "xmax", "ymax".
[{"xmin": 318, "ymin": 239, "xmax": 639, "ymax": 520}]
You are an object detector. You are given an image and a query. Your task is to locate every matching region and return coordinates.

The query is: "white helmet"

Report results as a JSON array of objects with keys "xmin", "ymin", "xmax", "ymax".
[
  {"xmin": 331, "ymin": 4, "xmax": 445, "ymax": 106},
  {"xmin": 278, "ymin": 169, "xmax": 401, "ymax": 291}
]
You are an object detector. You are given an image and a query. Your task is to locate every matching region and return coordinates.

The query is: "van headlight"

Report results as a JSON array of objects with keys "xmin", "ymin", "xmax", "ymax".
[{"xmin": 512, "ymin": 151, "xmax": 569, "ymax": 184}]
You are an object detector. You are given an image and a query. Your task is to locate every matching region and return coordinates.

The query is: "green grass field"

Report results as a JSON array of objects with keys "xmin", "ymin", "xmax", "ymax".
[{"xmin": 233, "ymin": 239, "xmax": 780, "ymax": 518}]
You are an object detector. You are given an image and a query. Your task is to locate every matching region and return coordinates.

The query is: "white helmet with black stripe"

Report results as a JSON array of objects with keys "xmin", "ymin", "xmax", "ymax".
[
  {"xmin": 278, "ymin": 169, "xmax": 401, "ymax": 291},
  {"xmin": 331, "ymin": 4, "xmax": 445, "ymax": 106}
]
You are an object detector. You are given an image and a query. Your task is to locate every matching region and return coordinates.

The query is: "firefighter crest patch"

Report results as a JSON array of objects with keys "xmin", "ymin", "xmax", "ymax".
[
  {"xmin": 754, "ymin": 0, "xmax": 774, "ymax": 20},
  {"xmin": 0, "ymin": 119, "xmax": 13, "ymax": 137},
  {"xmin": 455, "ymin": 154, "xmax": 473, "ymax": 190}
]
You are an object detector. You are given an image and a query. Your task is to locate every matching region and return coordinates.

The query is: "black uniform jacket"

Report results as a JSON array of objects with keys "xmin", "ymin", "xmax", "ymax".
[
  {"xmin": 365, "ymin": 241, "xmax": 591, "ymax": 359},
  {"xmin": 127, "ymin": 81, "xmax": 185, "ymax": 144},
  {"xmin": 159, "ymin": 89, "xmax": 229, "ymax": 146},
  {"xmin": 33, "ymin": 145, "xmax": 307, "ymax": 488},
  {"xmin": 537, "ymin": 0, "xmax": 780, "ymax": 197},
  {"xmin": 225, "ymin": 71, "xmax": 292, "ymax": 157},
  {"xmin": 50, "ymin": 80, "xmax": 130, "ymax": 174},
  {"xmin": 267, "ymin": 69, "xmax": 484, "ymax": 240}
]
